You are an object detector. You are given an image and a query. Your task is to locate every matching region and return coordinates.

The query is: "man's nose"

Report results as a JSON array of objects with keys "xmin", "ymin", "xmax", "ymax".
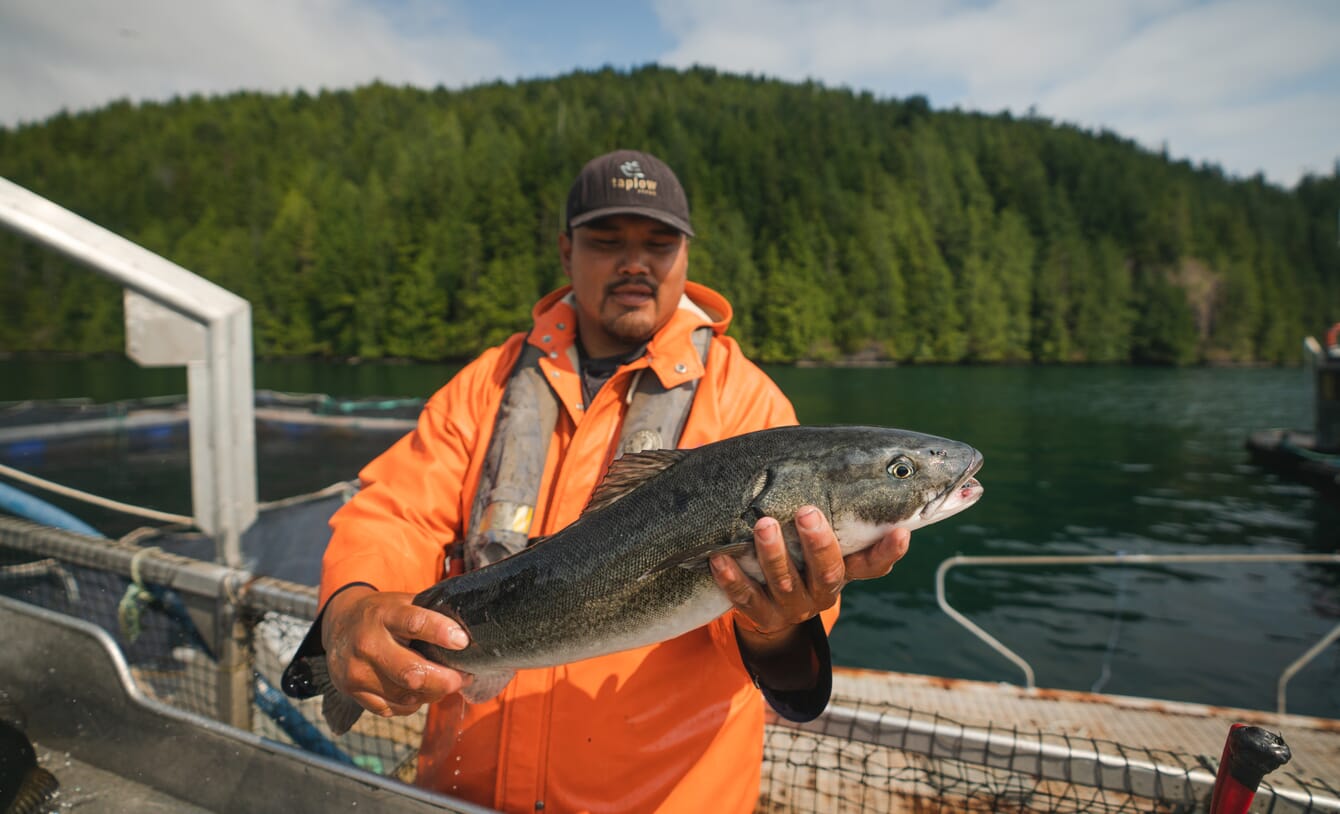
[{"xmin": 616, "ymin": 250, "xmax": 652, "ymax": 274}]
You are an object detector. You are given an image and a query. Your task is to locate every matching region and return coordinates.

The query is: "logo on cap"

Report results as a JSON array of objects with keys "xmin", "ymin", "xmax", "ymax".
[
  {"xmin": 612, "ymin": 161, "xmax": 658, "ymax": 196},
  {"xmin": 566, "ymin": 149, "xmax": 693, "ymax": 235}
]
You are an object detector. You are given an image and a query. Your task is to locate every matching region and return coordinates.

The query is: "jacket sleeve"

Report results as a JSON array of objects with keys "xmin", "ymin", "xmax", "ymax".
[{"xmin": 317, "ymin": 344, "xmax": 512, "ymax": 608}]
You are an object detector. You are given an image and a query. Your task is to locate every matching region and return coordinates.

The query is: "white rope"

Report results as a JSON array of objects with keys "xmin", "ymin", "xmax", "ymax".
[
  {"xmin": 256, "ymin": 480, "xmax": 358, "ymax": 511},
  {"xmin": 625, "ymin": 368, "xmax": 645, "ymax": 405},
  {"xmin": 0, "ymin": 460, "xmax": 194, "ymax": 526},
  {"xmin": 129, "ymin": 545, "xmax": 161, "ymax": 587}
]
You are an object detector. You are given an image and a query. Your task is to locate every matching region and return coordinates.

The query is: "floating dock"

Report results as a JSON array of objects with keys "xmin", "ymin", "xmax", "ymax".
[{"xmin": 1247, "ymin": 429, "xmax": 1340, "ymax": 493}]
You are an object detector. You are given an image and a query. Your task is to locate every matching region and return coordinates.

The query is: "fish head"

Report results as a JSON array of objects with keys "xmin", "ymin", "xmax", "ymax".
[{"xmin": 765, "ymin": 427, "xmax": 983, "ymax": 556}]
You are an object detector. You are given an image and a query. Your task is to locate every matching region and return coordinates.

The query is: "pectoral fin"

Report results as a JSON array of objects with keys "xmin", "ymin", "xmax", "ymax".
[
  {"xmin": 461, "ymin": 670, "xmax": 516, "ymax": 703},
  {"xmin": 638, "ymin": 530, "xmax": 757, "ymax": 580},
  {"xmin": 636, "ymin": 466, "xmax": 793, "ymax": 580}
]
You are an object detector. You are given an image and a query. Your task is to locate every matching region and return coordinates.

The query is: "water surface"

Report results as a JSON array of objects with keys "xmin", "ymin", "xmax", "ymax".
[{"xmin": 2, "ymin": 358, "xmax": 1336, "ymax": 717}]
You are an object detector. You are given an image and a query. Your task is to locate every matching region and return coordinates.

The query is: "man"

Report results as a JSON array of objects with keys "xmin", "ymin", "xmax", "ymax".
[{"xmin": 293, "ymin": 150, "xmax": 908, "ymax": 812}]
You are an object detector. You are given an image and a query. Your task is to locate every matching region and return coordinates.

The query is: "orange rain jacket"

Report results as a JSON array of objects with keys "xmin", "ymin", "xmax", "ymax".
[{"xmin": 319, "ymin": 281, "xmax": 839, "ymax": 814}]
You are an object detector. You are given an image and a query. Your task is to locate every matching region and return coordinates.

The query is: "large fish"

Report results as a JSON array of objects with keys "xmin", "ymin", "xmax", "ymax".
[{"xmin": 284, "ymin": 425, "xmax": 983, "ymax": 734}]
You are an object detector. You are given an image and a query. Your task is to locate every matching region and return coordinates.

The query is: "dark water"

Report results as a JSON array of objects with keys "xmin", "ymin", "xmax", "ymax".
[{"xmin": 2, "ymin": 358, "xmax": 1337, "ymax": 718}]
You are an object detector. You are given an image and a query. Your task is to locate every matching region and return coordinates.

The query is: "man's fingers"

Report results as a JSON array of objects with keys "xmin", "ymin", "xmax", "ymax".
[
  {"xmin": 348, "ymin": 649, "xmax": 466, "ymax": 718},
  {"xmin": 385, "ymin": 604, "xmax": 469, "ymax": 651},
  {"xmin": 794, "ymin": 506, "xmax": 846, "ymax": 598},
  {"xmin": 710, "ymin": 554, "xmax": 758, "ymax": 607},
  {"xmin": 350, "ymin": 690, "xmax": 392, "ymax": 718},
  {"xmin": 845, "ymin": 528, "xmax": 911, "ymax": 580},
  {"xmin": 370, "ymin": 643, "xmax": 466, "ymax": 702},
  {"xmin": 754, "ymin": 516, "xmax": 801, "ymax": 595},
  {"xmin": 350, "ymin": 690, "xmax": 420, "ymax": 719},
  {"xmin": 710, "ymin": 554, "xmax": 783, "ymax": 633},
  {"xmin": 322, "ymin": 589, "xmax": 471, "ymax": 722}
]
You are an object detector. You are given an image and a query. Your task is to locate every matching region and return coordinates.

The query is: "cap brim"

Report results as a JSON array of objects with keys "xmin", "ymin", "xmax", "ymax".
[{"xmin": 568, "ymin": 206, "xmax": 694, "ymax": 237}]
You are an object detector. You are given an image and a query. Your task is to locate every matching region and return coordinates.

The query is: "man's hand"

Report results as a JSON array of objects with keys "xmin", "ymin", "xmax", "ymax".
[
  {"xmin": 709, "ymin": 506, "xmax": 909, "ymax": 687},
  {"xmin": 320, "ymin": 585, "xmax": 471, "ymax": 719}
]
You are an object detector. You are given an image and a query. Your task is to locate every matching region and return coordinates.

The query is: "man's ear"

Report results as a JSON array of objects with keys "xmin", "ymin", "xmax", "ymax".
[{"xmin": 558, "ymin": 232, "xmax": 573, "ymax": 279}]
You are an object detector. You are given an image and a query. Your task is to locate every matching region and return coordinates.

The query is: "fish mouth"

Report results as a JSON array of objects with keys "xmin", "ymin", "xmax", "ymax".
[{"xmin": 924, "ymin": 450, "xmax": 984, "ymax": 521}]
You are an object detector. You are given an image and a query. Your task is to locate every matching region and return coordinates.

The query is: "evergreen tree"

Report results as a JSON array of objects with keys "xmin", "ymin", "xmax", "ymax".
[{"xmin": 0, "ymin": 66, "xmax": 1332, "ymax": 365}]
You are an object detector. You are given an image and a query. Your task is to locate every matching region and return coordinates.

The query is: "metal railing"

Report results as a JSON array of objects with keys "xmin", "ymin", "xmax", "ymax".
[
  {"xmin": 935, "ymin": 552, "xmax": 1340, "ymax": 714},
  {"xmin": 767, "ymin": 699, "xmax": 1340, "ymax": 813},
  {"xmin": 0, "ymin": 177, "xmax": 257, "ymax": 568}
]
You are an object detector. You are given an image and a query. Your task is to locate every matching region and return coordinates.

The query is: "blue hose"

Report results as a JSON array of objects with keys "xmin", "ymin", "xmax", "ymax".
[
  {"xmin": 0, "ymin": 479, "xmax": 355, "ymax": 766},
  {"xmin": 0, "ymin": 480, "xmax": 102, "ymax": 537}
]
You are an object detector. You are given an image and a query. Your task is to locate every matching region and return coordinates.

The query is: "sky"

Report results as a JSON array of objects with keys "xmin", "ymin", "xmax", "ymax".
[{"xmin": 1, "ymin": 0, "xmax": 1336, "ymax": 189}]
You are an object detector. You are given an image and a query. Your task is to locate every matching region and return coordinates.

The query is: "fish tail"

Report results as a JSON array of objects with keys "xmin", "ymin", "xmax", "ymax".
[
  {"xmin": 8, "ymin": 765, "xmax": 59, "ymax": 814},
  {"xmin": 306, "ymin": 654, "xmax": 366, "ymax": 736}
]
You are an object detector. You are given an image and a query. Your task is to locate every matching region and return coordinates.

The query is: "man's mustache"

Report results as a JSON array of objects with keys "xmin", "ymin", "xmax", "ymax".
[{"xmin": 605, "ymin": 279, "xmax": 657, "ymax": 297}]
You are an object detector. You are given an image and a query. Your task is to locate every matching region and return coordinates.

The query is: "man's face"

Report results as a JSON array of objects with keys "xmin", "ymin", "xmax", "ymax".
[{"xmin": 559, "ymin": 214, "xmax": 689, "ymax": 358}]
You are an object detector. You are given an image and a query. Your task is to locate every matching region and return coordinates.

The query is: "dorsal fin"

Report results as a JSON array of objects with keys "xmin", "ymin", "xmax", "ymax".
[{"xmin": 584, "ymin": 449, "xmax": 686, "ymax": 514}]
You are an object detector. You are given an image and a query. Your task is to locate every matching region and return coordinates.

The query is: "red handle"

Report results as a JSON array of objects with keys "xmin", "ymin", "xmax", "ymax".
[{"xmin": 1207, "ymin": 724, "xmax": 1291, "ymax": 814}]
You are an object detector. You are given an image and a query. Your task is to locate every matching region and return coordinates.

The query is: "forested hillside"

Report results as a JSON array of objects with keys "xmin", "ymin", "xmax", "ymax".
[{"xmin": 1, "ymin": 65, "xmax": 1335, "ymax": 364}]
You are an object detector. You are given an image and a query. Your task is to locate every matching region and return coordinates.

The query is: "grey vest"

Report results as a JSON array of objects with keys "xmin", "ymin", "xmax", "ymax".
[{"xmin": 462, "ymin": 326, "xmax": 713, "ymax": 571}]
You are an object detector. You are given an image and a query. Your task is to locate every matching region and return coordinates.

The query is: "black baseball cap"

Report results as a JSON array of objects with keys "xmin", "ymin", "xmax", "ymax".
[{"xmin": 565, "ymin": 149, "xmax": 694, "ymax": 236}]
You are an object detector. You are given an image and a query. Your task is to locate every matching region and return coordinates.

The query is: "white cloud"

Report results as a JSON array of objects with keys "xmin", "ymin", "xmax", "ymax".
[
  {"xmin": 654, "ymin": 0, "xmax": 1340, "ymax": 185},
  {"xmin": 0, "ymin": 0, "xmax": 506, "ymax": 125},
  {"xmin": 1, "ymin": 0, "xmax": 1335, "ymax": 186}
]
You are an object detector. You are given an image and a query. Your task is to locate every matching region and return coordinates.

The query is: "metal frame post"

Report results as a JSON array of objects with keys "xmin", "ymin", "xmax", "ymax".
[
  {"xmin": 0, "ymin": 176, "xmax": 258, "ymax": 727},
  {"xmin": 0, "ymin": 176, "xmax": 257, "ymax": 566}
]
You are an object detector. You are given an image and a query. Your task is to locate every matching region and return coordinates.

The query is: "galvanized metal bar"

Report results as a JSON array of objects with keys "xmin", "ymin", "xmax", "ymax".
[
  {"xmin": 0, "ymin": 410, "xmax": 189, "ymax": 444},
  {"xmin": 0, "ymin": 177, "xmax": 242, "ymax": 321},
  {"xmin": 0, "ymin": 516, "xmax": 322, "ymax": 622},
  {"xmin": 1278, "ymin": 620, "xmax": 1340, "ymax": 715},
  {"xmin": 216, "ymin": 601, "xmax": 255, "ymax": 730},
  {"xmin": 934, "ymin": 555, "xmax": 1036, "ymax": 688},
  {"xmin": 936, "ymin": 552, "xmax": 1340, "ymax": 711},
  {"xmin": 0, "ymin": 176, "xmax": 257, "ymax": 567},
  {"xmin": 0, "ymin": 516, "xmax": 237, "ymax": 601},
  {"xmin": 0, "ymin": 595, "xmax": 491, "ymax": 813},
  {"xmin": 242, "ymin": 576, "xmax": 320, "ymax": 620},
  {"xmin": 0, "ymin": 516, "xmax": 259, "ymax": 723}
]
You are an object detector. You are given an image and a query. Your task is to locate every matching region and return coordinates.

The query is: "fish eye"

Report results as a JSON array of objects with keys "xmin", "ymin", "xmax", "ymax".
[{"xmin": 887, "ymin": 458, "xmax": 915, "ymax": 479}]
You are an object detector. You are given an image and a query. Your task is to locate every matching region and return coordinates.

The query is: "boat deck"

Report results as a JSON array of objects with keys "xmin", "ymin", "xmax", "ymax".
[
  {"xmin": 830, "ymin": 667, "xmax": 1339, "ymax": 779},
  {"xmin": 757, "ymin": 666, "xmax": 1339, "ymax": 812}
]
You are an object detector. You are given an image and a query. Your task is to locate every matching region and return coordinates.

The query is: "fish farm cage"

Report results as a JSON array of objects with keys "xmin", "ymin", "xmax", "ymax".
[{"xmin": 2, "ymin": 514, "xmax": 1337, "ymax": 813}]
